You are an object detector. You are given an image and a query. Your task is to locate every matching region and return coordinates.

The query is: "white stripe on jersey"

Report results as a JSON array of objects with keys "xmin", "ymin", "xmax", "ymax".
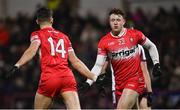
[
  {"xmin": 31, "ymin": 39, "xmax": 41, "ymax": 44},
  {"xmin": 138, "ymin": 45, "xmax": 146, "ymax": 61},
  {"xmin": 110, "ymin": 63, "xmax": 116, "ymax": 104},
  {"xmin": 31, "ymin": 35, "xmax": 41, "ymax": 44},
  {"xmin": 68, "ymin": 48, "xmax": 74, "ymax": 52}
]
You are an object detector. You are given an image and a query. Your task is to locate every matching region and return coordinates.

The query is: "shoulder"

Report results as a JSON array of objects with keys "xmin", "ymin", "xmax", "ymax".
[
  {"xmin": 127, "ymin": 28, "xmax": 145, "ymax": 41},
  {"xmin": 99, "ymin": 32, "xmax": 110, "ymax": 43},
  {"xmin": 56, "ymin": 30, "xmax": 69, "ymax": 38},
  {"xmin": 30, "ymin": 30, "xmax": 41, "ymax": 42},
  {"xmin": 31, "ymin": 30, "xmax": 40, "ymax": 36},
  {"xmin": 30, "ymin": 31, "xmax": 41, "ymax": 40},
  {"xmin": 127, "ymin": 28, "xmax": 142, "ymax": 34},
  {"xmin": 98, "ymin": 33, "xmax": 110, "ymax": 48},
  {"xmin": 31, "ymin": 29, "xmax": 49, "ymax": 37}
]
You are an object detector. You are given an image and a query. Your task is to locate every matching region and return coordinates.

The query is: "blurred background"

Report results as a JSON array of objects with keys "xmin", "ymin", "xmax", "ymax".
[{"xmin": 0, "ymin": 0, "xmax": 180, "ymax": 109}]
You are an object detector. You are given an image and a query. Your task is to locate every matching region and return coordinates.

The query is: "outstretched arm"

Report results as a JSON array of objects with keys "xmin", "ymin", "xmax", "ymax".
[
  {"xmin": 15, "ymin": 41, "xmax": 40, "ymax": 68},
  {"xmin": 68, "ymin": 51, "xmax": 97, "ymax": 81},
  {"xmin": 86, "ymin": 55, "xmax": 107, "ymax": 85}
]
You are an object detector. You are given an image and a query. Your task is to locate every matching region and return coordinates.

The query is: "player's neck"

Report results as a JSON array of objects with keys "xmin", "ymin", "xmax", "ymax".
[
  {"xmin": 40, "ymin": 24, "xmax": 52, "ymax": 29},
  {"xmin": 111, "ymin": 27, "xmax": 126, "ymax": 38}
]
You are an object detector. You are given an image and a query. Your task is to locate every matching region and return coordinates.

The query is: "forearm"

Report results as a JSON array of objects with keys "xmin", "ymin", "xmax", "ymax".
[
  {"xmin": 141, "ymin": 62, "xmax": 152, "ymax": 92},
  {"xmin": 86, "ymin": 55, "xmax": 107, "ymax": 85},
  {"xmin": 86, "ymin": 64, "xmax": 103, "ymax": 85},
  {"xmin": 144, "ymin": 72, "xmax": 152, "ymax": 92},
  {"xmin": 72, "ymin": 59, "xmax": 97, "ymax": 81},
  {"xmin": 15, "ymin": 48, "xmax": 36, "ymax": 68},
  {"xmin": 143, "ymin": 38, "xmax": 159, "ymax": 65}
]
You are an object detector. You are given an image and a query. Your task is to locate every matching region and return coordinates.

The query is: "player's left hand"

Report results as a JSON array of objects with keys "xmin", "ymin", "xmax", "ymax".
[
  {"xmin": 152, "ymin": 63, "xmax": 162, "ymax": 77},
  {"xmin": 6, "ymin": 66, "xmax": 19, "ymax": 78},
  {"xmin": 146, "ymin": 92, "xmax": 153, "ymax": 107}
]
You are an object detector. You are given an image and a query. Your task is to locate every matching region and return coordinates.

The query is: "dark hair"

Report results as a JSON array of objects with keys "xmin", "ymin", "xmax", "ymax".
[
  {"xmin": 109, "ymin": 8, "xmax": 125, "ymax": 18},
  {"xmin": 36, "ymin": 7, "xmax": 53, "ymax": 22}
]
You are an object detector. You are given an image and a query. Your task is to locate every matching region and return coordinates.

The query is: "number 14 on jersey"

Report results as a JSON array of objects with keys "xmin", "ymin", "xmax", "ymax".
[{"xmin": 48, "ymin": 37, "xmax": 66, "ymax": 58}]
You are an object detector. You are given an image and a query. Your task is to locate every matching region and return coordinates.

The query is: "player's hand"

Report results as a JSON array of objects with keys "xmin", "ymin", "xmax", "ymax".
[
  {"xmin": 146, "ymin": 92, "xmax": 153, "ymax": 107},
  {"xmin": 152, "ymin": 63, "xmax": 162, "ymax": 77},
  {"xmin": 95, "ymin": 74, "xmax": 107, "ymax": 97},
  {"xmin": 6, "ymin": 66, "xmax": 19, "ymax": 78},
  {"xmin": 78, "ymin": 82, "xmax": 90, "ymax": 94},
  {"xmin": 96, "ymin": 74, "xmax": 106, "ymax": 86}
]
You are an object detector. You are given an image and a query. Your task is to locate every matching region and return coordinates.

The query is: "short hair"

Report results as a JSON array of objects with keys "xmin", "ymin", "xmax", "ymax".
[
  {"xmin": 109, "ymin": 8, "xmax": 125, "ymax": 18},
  {"xmin": 36, "ymin": 7, "xmax": 53, "ymax": 22}
]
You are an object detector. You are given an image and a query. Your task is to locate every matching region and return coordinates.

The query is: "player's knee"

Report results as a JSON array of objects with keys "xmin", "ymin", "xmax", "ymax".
[
  {"xmin": 62, "ymin": 92, "xmax": 80, "ymax": 109},
  {"xmin": 117, "ymin": 101, "xmax": 134, "ymax": 109}
]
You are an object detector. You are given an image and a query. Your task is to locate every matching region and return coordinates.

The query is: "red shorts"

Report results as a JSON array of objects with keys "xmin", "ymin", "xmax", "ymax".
[
  {"xmin": 115, "ymin": 76, "xmax": 145, "ymax": 101},
  {"xmin": 37, "ymin": 76, "xmax": 77, "ymax": 98}
]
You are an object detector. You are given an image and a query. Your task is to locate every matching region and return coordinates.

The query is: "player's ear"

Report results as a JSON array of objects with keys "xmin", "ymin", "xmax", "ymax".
[
  {"xmin": 122, "ymin": 18, "xmax": 126, "ymax": 25},
  {"xmin": 50, "ymin": 18, "xmax": 53, "ymax": 24},
  {"xmin": 36, "ymin": 19, "xmax": 39, "ymax": 25}
]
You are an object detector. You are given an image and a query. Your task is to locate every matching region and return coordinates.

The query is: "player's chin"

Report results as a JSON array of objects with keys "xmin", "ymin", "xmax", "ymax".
[{"xmin": 112, "ymin": 28, "xmax": 121, "ymax": 33}]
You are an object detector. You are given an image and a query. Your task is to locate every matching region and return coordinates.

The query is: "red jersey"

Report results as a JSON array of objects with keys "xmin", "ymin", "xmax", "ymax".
[
  {"xmin": 98, "ymin": 28, "xmax": 146, "ymax": 85},
  {"xmin": 30, "ymin": 27, "xmax": 74, "ymax": 80}
]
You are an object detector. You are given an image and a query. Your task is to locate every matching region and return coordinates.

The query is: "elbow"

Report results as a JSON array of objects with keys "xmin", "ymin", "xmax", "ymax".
[
  {"xmin": 147, "ymin": 42, "xmax": 156, "ymax": 50},
  {"xmin": 71, "ymin": 62, "xmax": 77, "ymax": 68},
  {"xmin": 151, "ymin": 42, "xmax": 156, "ymax": 49},
  {"xmin": 149, "ymin": 43, "xmax": 158, "ymax": 53}
]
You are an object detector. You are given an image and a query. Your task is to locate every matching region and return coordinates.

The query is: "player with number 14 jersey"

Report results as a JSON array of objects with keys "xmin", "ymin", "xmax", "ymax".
[
  {"xmin": 31, "ymin": 27, "xmax": 74, "ymax": 77},
  {"xmin": 31, "ymin": 27, "xmax": 76, "ymax": 97}
]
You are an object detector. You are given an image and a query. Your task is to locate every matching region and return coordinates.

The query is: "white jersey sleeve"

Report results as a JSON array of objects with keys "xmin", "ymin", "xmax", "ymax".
[
  {"xmin": 143, "ymin": 38, "xmax": 159, "ymax": 64},
  {"xmin": 86, "ymin": 55, "xmax": 107, "ymax": 85}
]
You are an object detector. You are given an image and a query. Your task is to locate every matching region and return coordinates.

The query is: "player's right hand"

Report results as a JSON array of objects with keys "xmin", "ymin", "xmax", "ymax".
[
  {"xmin": 78, "ymin": 82, "xmax": 90, "ymax": 94},
  {"xmin": 146, "ymin": 92, "xmax": 153, "ymax": 107},
  {"xmin": 6, "ymin": 66, "xmax": 19, "ymax": 78}
]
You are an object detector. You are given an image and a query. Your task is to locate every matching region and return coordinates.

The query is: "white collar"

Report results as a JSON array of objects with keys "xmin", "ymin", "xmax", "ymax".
[{"xmin": 110, "ymin": 28, "xmax": 127, "ymax": 38}]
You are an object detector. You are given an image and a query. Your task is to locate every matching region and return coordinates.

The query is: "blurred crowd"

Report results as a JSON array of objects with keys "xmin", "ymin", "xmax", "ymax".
[{"xmin": 0, "ymin": 1, "xmax": 180, "ymax": 109}]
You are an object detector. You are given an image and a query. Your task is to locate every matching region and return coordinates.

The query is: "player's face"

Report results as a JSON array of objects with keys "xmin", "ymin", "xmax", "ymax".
[{"xmin": 109, "ymin": 14, "xmax": 125, "ymax": 33}]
